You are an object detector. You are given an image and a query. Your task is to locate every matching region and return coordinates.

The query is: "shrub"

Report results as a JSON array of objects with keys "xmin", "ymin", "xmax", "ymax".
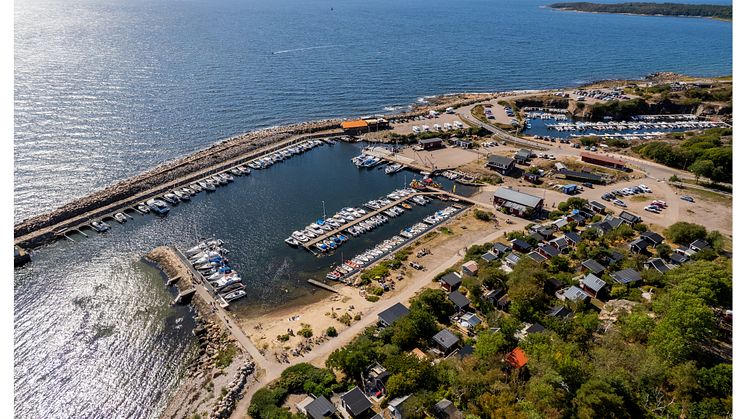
[
  {"xmin": 326, "ymin": 327, "xmax": 338, "ymax": 337},
  {"xmin": 215, "ymin": 343, "xmax": 238, "ymax": 369},
  {"xmin": 298, "ymin": 324, "xmax": 313, "ymax": 338},
  {"xmin": 474, "ymin": 209, "xmax": 493, "ymax": 221}
]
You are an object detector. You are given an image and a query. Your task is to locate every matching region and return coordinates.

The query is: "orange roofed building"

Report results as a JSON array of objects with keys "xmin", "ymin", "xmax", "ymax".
[
  {"xmin": 341, "ymin": 118, "xmax": 389, "ymax": 135},
  {"xmin": 505, "ymin": 347, "xmax": 528, "ymax": 369}
]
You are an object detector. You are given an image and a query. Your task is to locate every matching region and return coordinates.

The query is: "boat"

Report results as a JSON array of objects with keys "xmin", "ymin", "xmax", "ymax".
[
  {"xmin": 174, "ymin": 190, "xmax": 190, "ymax": 201},
  {"xmin": 163, "ymin": 193, "xmax": 180, "ymax": 204},
  {"xmin": 220, "ymin": 173, "xmax": 234, "ymax": 182},
  {"xmin": 237, "ymin": 165, "xmax": 251, "ymax": 175},
  {"xmin": 230, "ymin": 168, "xmax": 243, "ymax": 176},
  {"xmin": 223, "ymin": 289, "xmax": 246, "ymax": 302},
  {"xmin": 91, "ymin": 220, "xmax": 110, "ymax": 232},
  {"xmin": 136, "ymin": 203, "xmax": 150, "ymax": 214},
  {"xmin": 285, "ymin": 237, "xmax": 300, "ymax": 247},
  {"xmin": 114, "ymin": 213, "xmax": 127, "ymax": 223},
  {"xmin": 190, "ymin": 183, "xmax": 203, "ymax": 192},
  {"xmin": 146, "ymin": 199, "xmax": 170, "ymax": 215}
]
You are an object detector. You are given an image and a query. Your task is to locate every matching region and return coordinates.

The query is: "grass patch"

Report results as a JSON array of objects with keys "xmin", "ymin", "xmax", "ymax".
[{"xmin": 215, "ymin": 343, "xmax": 238, "ymax": 369}]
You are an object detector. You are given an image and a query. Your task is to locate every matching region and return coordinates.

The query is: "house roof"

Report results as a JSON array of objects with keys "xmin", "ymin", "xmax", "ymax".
[
  {"xmin": 441, "ymin": 272, "xmax": 462, "ymax": 287},
  {"xmin": 646, "ymin": 258, "xmax": 671, "ymax": 273},
  {"xmin": 389, "ymin": 395, "xmax": 411, "ymax": 409},
  {"xmin": 306, "ymin": 396, "xmax": 337, "ymax": 419},
  {"xmin": 527, "ymin": 251, "xmax": 548, "ymax": 263},
  {"xmin": 611, "ymin": 268, "xmax": 642, "ymax": 284},
  {"xmin": 539, "ymin": 243, "xmax": 560, "ymax": 258},
  {"xmin": 378, "ymin": 303, "xmax": 410, "ymax": 326},
  {"xmin": 433, "ymin": 329, "xmax": 460, "ymax": 350},
  {"xmin": 565, "ymin": 286, "xmax": 590, "ymax": 302},
  {"xmin": 419, "ymin": 137, "xmax": 443, "ymax": 145},
  {"xmin": 487, "ymin": 155, "xmax": 515, "ymax": 167},
  {"xmin": 619, "ymin": 210, "xmax": 641, "ymax": 224},
  {"xmin": 553, "ymin": 217, "xmax": 569, "ymax": 228},
  {"xmin": 558, "ymin": 168, "xmax": 604, "ymax": 182},
  {"xmin": 506, "ymin": 253, "xmax": 522, "ymax": 264},
  {"xmin": 341, "ymin": 120, "xmax": 368, "ymax": 129},
  {"xmin": 457, "ymin": 345, "xmax": 474, "ymax": 358},
  {"xmin": 505, "ymin": 347, "xmax": 529, "ymax": 368},
  {"xmin": 690, "ymin": 239, "xmax": 711, "ymax": 251},
  {"xmin": 641, "ymin": 231, "xmax": 664, "ymax": 245},
  {"xmin": 493, "ymin": 242, "xmax": 511, "ymax": 253},
  {"xmin": 630, "ymin": 237, "xmax": 650, "ymax": 250},
  {"xmin": 481, "ymin": 252, "xmax": 498, "ymax": 262},
  {"xmin": 529, "ymin": 232, "xmax": 545, "ymax": 243},
  {"xmin": 550, "ymin": 237, "xmax": 569, "ymax": 249},
  {"xmin": 581, "ymin": 259, "xmax": 605, "ymax": 275},
  {"xmin": 526, "ymin": 323, "xmax": 545, "ymax": 334},
  {"xmin": 589, "ymin": 200, "xmax": 606, "ymax": 210},
  {"xmin": 448, "ymin": 291, "xmax": 471, "ymax": 308},
  {"xmin": 341, "ymin": 387, "xmax": 372, "ymax": 416},
  {"xmin": 515, "ymin": 149, "xmax": 532, "ymax": 158},
  {"xmin": 582, "ymin": 273, "xmax": 607, "ymax": 292},
  {"xmin": 564, "ymin": 231, "xmax": 582, "ymax": 243},
  {"xmin": 462, "ymin": 260, "xmax": 479, "ymax": 272},
  {"xmin": 580, "ymin": 152, "xmax": 626, "ymax": 166},
  {"xmin": 493, "ymin": 188, "xmax": 543, "ymax": 208},
  {"xmin": 434, "ymin": 399, "xmax": 462, "ymax": 417},
  {"xmin": 607, "ymin": 250, "xmax": 625, "ymax": 264},
  {"xmin": 460, "ymin": 312, "xmax": 481, "ymax": 327},
  {"xmin": 670, "ymin": 252, "xmax": 688, "ymax": 264},
  {"xmin": 548, "ymin": 306, "xmax": 573, "ymax": 318},
  {"xmin": 592, "ymin": 221, "xmax": 613, "ymax": 233}
]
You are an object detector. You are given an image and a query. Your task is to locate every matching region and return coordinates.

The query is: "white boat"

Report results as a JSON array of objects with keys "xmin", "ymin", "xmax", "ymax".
[
  {"xmin": 285, "ymin": 237, "xmax": 300, "ymax": 247},
  {"xmin": 91, "ymin": 220, "xmax": 110, "ymax": 232},
  {"xmin": 146, "ymin": 199, "xmax": 170, "ymax": 215},
  {"xmin": 114, "ymin": 213, "xmax": 127, "ymax": 223},
  {"xmin": 136, "ymin": 203, "xmax": 150, "ymax": 214},
  {"xmin": 223, "ymin": 290, "xmax": 246, "ymax": 302}
]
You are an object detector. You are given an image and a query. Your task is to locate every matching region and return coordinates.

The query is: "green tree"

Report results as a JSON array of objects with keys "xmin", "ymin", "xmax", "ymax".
[
  {"xmin": 474, "ymin": 331, "xmax": 508, "ymax": 361},
  {"xmin": 689, "ymin": 159, "xmax": 715, "ymax": 183},
  {"xmin": 410, "ymin": 289, "xmax": 455, "ymax": 324},
  {"xmin": 573, "ymin": 377, "xmax": 633, "ymax": 419},
  {"xmin": 664, "ymin": 222, "xmax": 707, "ymax": 245}
]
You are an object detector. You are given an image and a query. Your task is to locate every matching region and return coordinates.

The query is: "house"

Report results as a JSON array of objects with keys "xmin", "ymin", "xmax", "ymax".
[
  {"xmin": 523, "ymin": 172, "xmax": 541, "ymax": 184},
  {"xmin": 481, "ymin": 251, "xmax": 499, "ymax": 263},
  {"xmin": 629, "ymin": 237, "xmax": 651, "ymax": 254},
  {"xmin": 580, "ymin": 152, "xmax": 627, "ymax": 170},
  {"xmin": 564, "ymin": 231, "xmax": 582, "ymax": 246},
  {"xmin": 378, "ymin": 303, "xmax": 410, "ymax": 327},
  {"xmin": 533, "ymin": 225, "xmax": 556, "ymax": 240},
  {"xmin": 640, "ymin": 231, "xmax": 664, "ymax": 246},
  {"xmin": 301, "ymin": 396, "xmax": 337, "ymax": 419},
  {"xmin": 526, "ymin": 251, "xmax": 548, "ymax": 263},
  {"xmin": 670, "ymin": 252, "xmax": 689, "ymax": 265},
  {"xmin": 340, "ymin": 387, "xmax": 373, "ymax": 419},
  {"xmin": 492, "ymin": 242, "xmax": 511, "ymax": 255},
  {"xmin": 496, "ymin": 294, "xmax": 511, "ymax": 311},
  {"xmin": 553, "ymin": 217, "xmax": 569, "ymax": 230},
  {"xmin": 433, "ymin": 329, "xmax": 460, "ymax": 354},
  {"xmin": 547, "ymin": 305, "xmax": 573, "ymax": 319},
  {"xmin": 448, "ymin": 291, "xmax": 471, "ymax": 312},
  {"xmin": 459, "ymin": 312, "xmax": 482, "ymax": 329},
  {"xmin": 581, "ymin": 273, "xmax": 607, "ymax": 298},
  {"xmin": 505, "ymin": 252, "xmax": 522, "ymax": 268},
  {"xmin": 515, "ymin": 322, "xmax": 546, "ymax": 340},
  {"xmin": 457, "ymin": 345, "xmax": 474, "ymax": 358},
  {"xmin": 341, "ymin": 120, "xmax": 370, "ymax": 135},
  {"xmin": 610, "ymin": 268, "xmax": 642, "ymax": 285},
  {"xmin": 589, "ymin": 200, "xmax": 606, "ymax": 214},
  {"xmin": 418, "ymin": 137, "xmax": 444, "ymax": 150},
  {"xmin": 514, "ymin": 149, "xmax": 533, "ymax": 164},
  {"xmin": 484, "ymin": 287, "xmax": 505, "ymax": 305},
  {"xmin": 561, "ymin": 184, "xmax": 579, "ymax": 195},
  {"xmin": 462, "ymin": 260, "xmax": 479, "ymax": 276},
  {"xmin": 440, "ymin": 272, "xmax": 462, "ymax": 292},
  {"xmin": 605, "ymin": 216, "xmax": 625, "ymax": 229},
  {"xmin": 605, "ymin": 250, "xmax": 625, "ymax": 266},
  {"xmin": 434, "ymin": 399, "xmax": 463, "ymax": 419},
  {"xmin": 505, "ymin": 347, "xmax": 529, "ymax": 369},
  {"xmin": 493, "ymin": 188, "xmax": 544, "ymax": 218},
  {"xmin": 689, "ymin": 239, "xmax": 711, "ymax": 252},
  {"xmin": 618, "ymin": 211, "xmax": 642, "ymax": 225},
  {"xmin": 511, "ymin": 238, "xmax": 532, "ymax": 253},
  {"xmin": 581, "ymin": 259, "xmax": 606, "ymax": 276},
  {"xmin": 538, "ymin": 243, "xmax": 560, "ymax": 259},
  {"xmin": 529, "ymin": 231, "xmax": 545, "ymax": 244},
  {"xmin": 544, "ymin": 278, "xmax": 563, "ymax": 295},
  {"xmin": 452, "ymin": 138, "xmax": 473, "ymax": 148},
  {"xmin": 486, "ymin": 155, "xmax": 516, "ymax": 174},
  {"xmin": 563, "ymin": 286, "xmax": 590, "ymax": 303},
  {"xmin": 568, "ymin": 211, "xmax": 588, "ymax": 225},
  {"xmin": 387, "ymin": 395, "xmax": 411, "ymax": 419},
  {"xmin": 365, "ymin": 363, "xmax": 390, "ymax": 397},
  {"xmin": 411, "ymin": 348, "xmax": 428, "ymax": 361},
  {"xmin": 590, "ymin": 221, "xmax": 613, "ymax": 235},
  {"xmin": 549, "ymin": 237, "xmax": 570, "ymax": 253},
  {"xmin": 557, "ymin": 168, "xmax": 605, "ymax": 184},
  {"xmin": 645, "ymin": 258, "xmax": 671, "ymax": 274}
]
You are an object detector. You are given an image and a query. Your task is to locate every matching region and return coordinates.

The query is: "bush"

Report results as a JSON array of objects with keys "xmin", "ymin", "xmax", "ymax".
[
  {"xmin": 298, "ymin": 324, "xmax": 314, "ymax": 338},
  {"xmin": 366, "ymin": 295, "xmax": 381, "ymax": 302},
  {"xmin": 215, "ymin": 343, "xmax": 238, "ymax": 369},
  {"xmin": 664, "ymin": 222, "xmax": 707, "ymax": 245},
  {"xmin": 326, "ymin": 327, "xmax": 338, "ymax": 337},
  {"xmin": 338, "ymin": 313, "xmax": 352, "ymax": 326},
  {"xmin": 474, "ymin": 209, "xmax": 493, "ymax": 221},
  {"xmin": 277, "ymin": 334, "xmax": 290, "ymax": 342}
]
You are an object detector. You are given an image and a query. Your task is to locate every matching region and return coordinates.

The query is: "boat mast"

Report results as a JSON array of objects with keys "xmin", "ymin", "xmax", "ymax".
[{"xmin": 322, "ymin": 200, "xmax": 326, "ymax": 219}]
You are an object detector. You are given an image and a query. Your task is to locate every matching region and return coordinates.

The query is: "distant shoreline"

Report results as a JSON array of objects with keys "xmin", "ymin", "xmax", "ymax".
[{"xmin": 546, "ymin": 2, "xmax": 732, "ymax": 22}]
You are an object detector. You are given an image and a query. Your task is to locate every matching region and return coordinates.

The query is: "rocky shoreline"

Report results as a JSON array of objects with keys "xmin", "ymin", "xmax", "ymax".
[{"xmin": 145, "ymin": 246, "xmax": 255, "ymax": 419}]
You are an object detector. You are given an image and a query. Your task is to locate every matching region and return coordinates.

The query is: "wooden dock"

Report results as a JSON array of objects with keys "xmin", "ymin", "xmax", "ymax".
[
  {"xmin": 307, "ymin": 279, "xmax": 339, "ymax": 293},
  {"xmin": 173, "ymin": 247, "xmax": 229, "ymax": 308}
]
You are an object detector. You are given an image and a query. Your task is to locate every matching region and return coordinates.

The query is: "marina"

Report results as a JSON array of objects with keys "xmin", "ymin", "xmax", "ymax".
[{"xmin": 180, "ymin": 239, "xmax": 246, "ymax": 308}]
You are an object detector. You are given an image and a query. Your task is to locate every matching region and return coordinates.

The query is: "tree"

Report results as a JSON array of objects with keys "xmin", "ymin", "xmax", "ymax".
[
  {"xmin": 688, "ymin": 159, "xmax": 715, "ymax": 183},
  {"xmin": 656, "ymin": 243, "xmax": 672, "ymax": 260},
  {"xmin": 664, "ymin": 222, "xmax": 707, "ymax": 245},
  {"xmin": 573, "ymin": 377, "xmax": 633, "ymax": 419},
  {"xmin": 410, "ymin": 289, "xmax": 455, "ymax": 323},
  {"xmin": 326, "ymin": 334, "xmax": 379, "ymax": 378},
  {"xmin": 391, "ymin": 309, "xmax": 438, "ymax": 350},
  {"xmin": 474, "ymin": 331, "xmax": 509, "ymax": 361},
  {"xmin": 618, "ymin": 311, "xmax": 656, "ymax": 343}
]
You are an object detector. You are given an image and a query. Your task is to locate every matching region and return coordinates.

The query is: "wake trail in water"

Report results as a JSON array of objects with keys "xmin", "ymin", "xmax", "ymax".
[{"xmin": 272, "ymin": 45, "xmax": 344, "ymax": 55}]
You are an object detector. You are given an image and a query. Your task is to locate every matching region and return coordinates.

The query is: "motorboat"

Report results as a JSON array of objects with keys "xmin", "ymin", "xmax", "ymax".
[
  {"xmin": 146, "ymin": 199, "xmax": 170, "ymax": 215},
  {"xmin": 114, "ymin": 213, "xmax": 127, "ymax": 223},
  {"xmin": 163, "ymin": 193, "xmax": 180, "ymax": 204},
  {"xmin": 223, "ymin": 290, "xmax": 246, "ymax": 302},
  {"xmin": 173, "ymin": 190, "xmax": 190, "ymax": 201},
  {"xmin": 237, "ymin": 165, "xmax": 251, "ymax": 175},
  {"xmin": 230, "ymin": 168, "xmax": 243, "ymax": 176},
  {"xmin": 285, "ymin": 237, "xmax": 300, "ymax": 247},
  {"xmin": 136, "ymin": 203, "xmax": 150, "ymax": 214},
  {"xmin": 91, "ymin": 220, "xmax": 110, "ymax": 232}
]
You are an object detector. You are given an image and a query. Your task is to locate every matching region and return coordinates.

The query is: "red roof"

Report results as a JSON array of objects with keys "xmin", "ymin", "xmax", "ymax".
[
  {"xmin": 341, "ymin": 120, "xmax": 368, "ymax": 129},
  {"xmin": 580, "ymin": 152, "xmax": 625, "ymax": 166},
  {"xmin": 505, "ymin": 347, "xmax": 528, "ymax": 369}
]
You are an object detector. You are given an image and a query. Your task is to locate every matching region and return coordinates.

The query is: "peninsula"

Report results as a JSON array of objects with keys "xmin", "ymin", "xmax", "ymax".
[{"xmin": 548, "ymin": 2, "xmax": 733, "ymax": 20}]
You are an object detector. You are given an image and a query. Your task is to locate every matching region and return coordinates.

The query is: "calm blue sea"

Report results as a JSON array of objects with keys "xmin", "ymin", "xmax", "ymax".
[
  {"xmin": 14, "ymin": 0, "xmax": 731, "ymax": 417},
  {"xmin": 14, "ymin": 0, "xmax": 731, "ymax": 222}
]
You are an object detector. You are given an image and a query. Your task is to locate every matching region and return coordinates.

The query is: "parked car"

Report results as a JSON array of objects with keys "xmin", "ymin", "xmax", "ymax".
[
  {"xmin": 639, "ymin": 184, "xmax": 652, "ymax": 193},
  {"xmin": 652, "ymin": 200, "xmax": 668, "ymax": 207},
  {"xmin": 644, "ymin": 205, "xmax": 661, "ymax": 213},
  {"xmin": 613, "ymin": 199, "xmax": 627, "ymax": 208},
  {"xmin": 681, "ymin": 195, "xmax": 695, "ymax": 203},
  {"xmin": 582, "ymin": 182, "xmax": 593, "ymax": 188}
]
